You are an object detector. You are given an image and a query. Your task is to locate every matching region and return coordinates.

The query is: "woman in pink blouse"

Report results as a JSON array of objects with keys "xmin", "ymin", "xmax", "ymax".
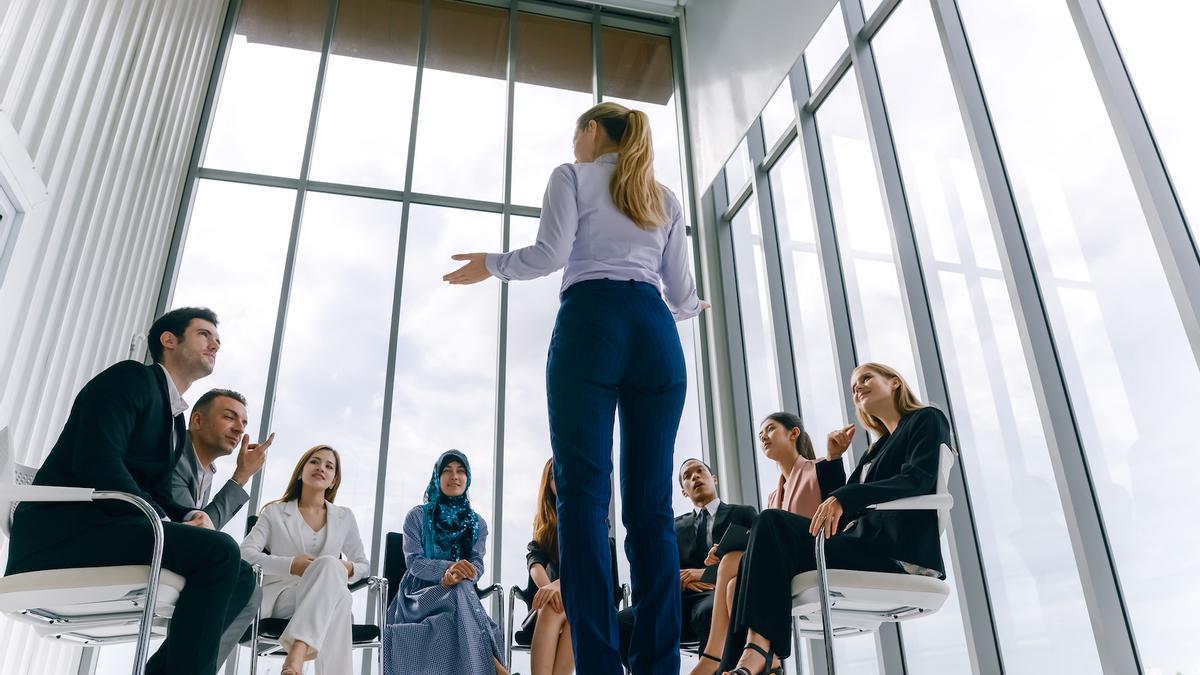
[{"xmin": 689, "ymin": 412, "xmax": 845, "ymax": 675}]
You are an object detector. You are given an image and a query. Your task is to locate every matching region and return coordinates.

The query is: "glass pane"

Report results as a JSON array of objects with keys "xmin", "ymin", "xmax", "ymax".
[
  {"xmin": 862, "ymin": 0, "xmax": 886, "ymax": 20},
  {"xmin": 724, "ymin": 138, "xmax": 753, "ymax": 198},
  {"xmin": 959, "ymin": 0, "xmax": 1200, "ymax": 670},
  {"xmin": 203, "ymin": 0, "xmax": 326, "ymax": 177},
  {"xmin": 1103, "ymin": 0, "xmax": 1200, "ymax": 232},
  {"xmin": 873, "ymin": 0, "xmax": 1102, "ymax": 670},
  {"xmin": 170, "ymin": 180, "xmax": 294, "ymax": 539},
  {"xmin": 805, "ymin": 3, "xmax": 848, "ymax": 86},
  {"xmin": 770, "ymin": 137, "xmax": 865, "ymax": 675},
  {"xmin": 727, "ymin": 196, "xmax": 783, "ymax": 506},
  {"xmin": 498, "ymin": 215, "xmax": 562, "ymax": 675},
  {"xmin": 674, "ymin": 306, "xmax": 706, "ymax": 519},
  {"xmin": 258, "ymin": 193, "xmax": 400, "ymax": 552},
  {"xmin": 602, "ymin": 27, "xmax": 684, "ymax": 200},
  {"xmin": 815, "ymin": 72, "xmax": 972, "ymax": 672},
  {"xmin": 816, "ymin": 75, "xmax": 918, "ymax": 384},
  {"xmin": 769, "ymin": 143, "xmax": 846, "ymax": 476},
  {"xmin": 309, "ymin": 0, "xmax": 421, "ymax": 189},
  {"xmin": 411, "ymin": 0, "xmax": 508, "ymax": 202},
  {"xmin": 511, "ymin": 13, "xmax": 593, "ymax": 207},
  {"xmin": 671, "ymin": 234, "xmax": 707, "ymax": 519},
  {"xmin": 380, "ymin": 206, "xmax": 502, "ymax": 583},
  {"xmin": 761, "ymin": 78, "xmax": 796, "ymax": 152}
]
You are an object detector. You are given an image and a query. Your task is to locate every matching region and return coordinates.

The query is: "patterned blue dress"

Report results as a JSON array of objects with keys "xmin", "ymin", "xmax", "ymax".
[{"xmin": 384, "ymin": 506, "xmax": 505, "ymax": 675}]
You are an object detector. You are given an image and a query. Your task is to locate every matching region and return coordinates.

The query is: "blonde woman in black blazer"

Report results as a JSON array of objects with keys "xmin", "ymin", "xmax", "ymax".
[{"xmin": 718, "ymin": 363, "xmax": 951, "ymax": 675}]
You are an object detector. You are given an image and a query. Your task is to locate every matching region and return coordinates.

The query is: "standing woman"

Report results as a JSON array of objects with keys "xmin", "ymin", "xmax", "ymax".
[
  {"xmin": 384, "ymin": 450, "xmax": 507, "ymax": 675},
  {"xmin": 241, "ymin": 445, "xmax": 369, "ymax": 675},
  {"xmin": 444, "ymin": 102, "xmax": 707, "ymax": 674}
]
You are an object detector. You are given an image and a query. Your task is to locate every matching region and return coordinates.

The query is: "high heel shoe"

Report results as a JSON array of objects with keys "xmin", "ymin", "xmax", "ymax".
[
  {"xmin": 695, "ymin": 651, "xmax": 721, "ymax": 675},
  {"xmin": 726, "ymin": 643, "xmax": 771, "ymax": 675}
]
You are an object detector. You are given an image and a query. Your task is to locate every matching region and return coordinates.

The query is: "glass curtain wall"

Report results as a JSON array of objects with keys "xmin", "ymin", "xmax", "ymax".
[
  {"xmin": 709, "ymin": 0, "xmax": 1199, "ymax": 672},
  {"xmin": 140, "ymin": 1, "xmax": 703, "ymax": 675}
]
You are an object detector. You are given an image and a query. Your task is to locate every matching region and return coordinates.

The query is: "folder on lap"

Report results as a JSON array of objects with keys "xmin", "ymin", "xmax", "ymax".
[{"xmin": 697, "ymin": 525, "xmax": 751, "ymax": 585}]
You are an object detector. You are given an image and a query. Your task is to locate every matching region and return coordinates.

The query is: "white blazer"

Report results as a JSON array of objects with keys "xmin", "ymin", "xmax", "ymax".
[{"xmin": 241, "ymin": 499, "xmax": 370, "ymax": 615}]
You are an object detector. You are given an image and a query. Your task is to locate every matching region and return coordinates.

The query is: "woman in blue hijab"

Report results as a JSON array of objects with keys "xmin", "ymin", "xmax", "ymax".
[{"xmin": 384, "ymin": 450, "xmax": 508, "ymax": 675}]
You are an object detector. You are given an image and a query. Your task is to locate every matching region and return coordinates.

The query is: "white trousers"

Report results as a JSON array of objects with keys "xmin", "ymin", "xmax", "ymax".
[{"xmin": 273, "ymin": 555, "xmax": 354, "ymax": 675}]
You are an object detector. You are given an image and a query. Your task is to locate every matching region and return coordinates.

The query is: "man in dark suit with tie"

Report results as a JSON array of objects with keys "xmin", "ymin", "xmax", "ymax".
[
  {"xmin": 158, "ymin": 387, "xmax": 273, "ymax": 664},
  {"xmin": 617, "ymin": 458, "xmax": 757, "ymax": 668},
  {"xmin": 5, "ymin": 307, "xmax": 256, "ymax": 675}
]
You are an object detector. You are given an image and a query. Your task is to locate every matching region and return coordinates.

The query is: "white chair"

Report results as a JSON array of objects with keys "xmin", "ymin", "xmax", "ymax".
[
  {"xmin": 0, "ymin": 426, "xmax": 183, "ymax": 675},
  {"xmin": 792, "ymin": 443, "xmax": 956, "ymax": 674}
]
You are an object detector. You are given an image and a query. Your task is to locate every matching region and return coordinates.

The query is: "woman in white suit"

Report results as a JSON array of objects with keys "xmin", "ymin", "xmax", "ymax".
[{"xmin": 242, "ymin": 444, "xmax": 369, "ymax": 675}]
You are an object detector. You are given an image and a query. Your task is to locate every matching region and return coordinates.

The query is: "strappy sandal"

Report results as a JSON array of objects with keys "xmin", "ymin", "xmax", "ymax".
[
  {"xmin": 696, "ymin": 652, "xmax": 720, "ymax": 674},
  {"xmin": 726, "ymin": 643, "xmax": 773, "ymax": 675}
]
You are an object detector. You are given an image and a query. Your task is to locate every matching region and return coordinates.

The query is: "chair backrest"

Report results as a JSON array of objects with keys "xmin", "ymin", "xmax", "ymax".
[
  {"xmin": 383, "ymin": 532, "xmax": 407, "ymax": 606},
  {"xmin": 935, "ymin": 443, "xmax": 956, "ymax": 535},
  {"xmin": 0, "ymin": 426, "xmax": 12, "ymax": 538},
  {"xmin": 0, "ymin": 427, "xmax": 36, "ymax": 539}
]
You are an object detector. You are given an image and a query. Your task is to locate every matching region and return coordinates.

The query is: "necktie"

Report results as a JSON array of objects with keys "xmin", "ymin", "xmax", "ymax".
[
  {"xmin": 692, "ymin": 508, "xmax": 711, "ymax": 565},
  {"xmin": 171, "ymin": 413, "xmax": 186, "ymax": 465}
]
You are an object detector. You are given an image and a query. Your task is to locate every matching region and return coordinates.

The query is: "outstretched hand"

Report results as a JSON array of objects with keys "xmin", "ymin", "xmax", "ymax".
[{"xmin": 443, "ymin": 253, "xmax": 492, "ymax": 285}]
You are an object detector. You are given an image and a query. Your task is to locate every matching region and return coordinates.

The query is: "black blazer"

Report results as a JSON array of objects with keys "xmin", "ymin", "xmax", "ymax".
[
  {"xmin": 10, "ymin": 361, "xmax": 193, "ymax": 560},
  {"xmin": 675, "ymin": 501, "xmax": 758, "ymax": 570},
  {"xmin": 830, "ymin": 406, "xmax": 952, "ymax": 577}
]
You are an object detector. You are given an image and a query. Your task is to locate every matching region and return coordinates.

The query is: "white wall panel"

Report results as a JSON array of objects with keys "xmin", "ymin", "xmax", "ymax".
[
  {"xmin": 681, "ymin": 0, "xmax": 835, "ymax": 186},
  {"xmin": 0, "ymin": 1, "xmax": 227, "ymax": 673}
]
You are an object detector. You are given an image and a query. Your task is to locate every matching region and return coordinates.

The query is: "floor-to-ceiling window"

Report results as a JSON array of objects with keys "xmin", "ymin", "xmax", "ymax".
[
  {"xmin": 705, "ymin": 0, "xmax": 1198, "ymax": 672},
  {"xmin": 873, "ymin": 0, "xmax": 1102, "ymax": 670},
  {"xmin": 955, "ymin": 0, "xmax": 1200, "ymax": 669},
  {"xmin": 127, "ymin": 2, "xmax": 705, "ymax": 675}
]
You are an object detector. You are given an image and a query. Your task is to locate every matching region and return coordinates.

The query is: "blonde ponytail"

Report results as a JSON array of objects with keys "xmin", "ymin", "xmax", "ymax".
[{"xmin": 577, "ymin": 103, "xmax": 667, "ymax": 230}]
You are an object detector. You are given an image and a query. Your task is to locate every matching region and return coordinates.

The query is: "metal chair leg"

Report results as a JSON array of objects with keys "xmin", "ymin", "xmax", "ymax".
[
  {"xmin": 249, "ymin": 565, "xmax": 263, "ymax": 675},
  {"xmin": 92, "ymin": 492, "xmax": 162, "ymax": 675},
  {"xmin": 505, "ymin": 586, "xmax": 517, "ymax": 667},
  {"xmin": 814, "ymin": 529, "xmax": 836, "ymax": 675},
  {"xmin": 378, "ymin": 577, "xmax": 389, "ymax": 675}
]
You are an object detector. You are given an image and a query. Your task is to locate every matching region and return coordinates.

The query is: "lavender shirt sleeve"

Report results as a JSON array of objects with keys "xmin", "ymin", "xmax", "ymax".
[
  {"xmin": 485, "ymin": 163, "xmax": 579, "ymax": 281},
  {"xmin": 659, "ymin": 194, "xmax": 703, "ymax": 321}
]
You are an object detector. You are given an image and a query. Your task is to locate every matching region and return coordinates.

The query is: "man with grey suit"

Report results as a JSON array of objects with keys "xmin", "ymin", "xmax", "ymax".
[{"xmin": 160, "ymin": 388, "xmax": 273, "ymax": 665}]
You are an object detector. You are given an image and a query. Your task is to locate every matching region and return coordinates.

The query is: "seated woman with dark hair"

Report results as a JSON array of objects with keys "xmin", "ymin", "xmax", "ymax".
[
  {"xmin": 718, "ymin": 363, "xmax": 952, "ymax": 675},
  {"xmin": 383, "ymin": 450, "xmax": 508, "ymax": 675},
  {"xmin": 689, "ymin": 412, "xmax": 843, "ymax": 675}
]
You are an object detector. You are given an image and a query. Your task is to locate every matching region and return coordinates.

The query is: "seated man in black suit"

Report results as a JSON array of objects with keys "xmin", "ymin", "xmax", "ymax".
[
  {"xmin": 618, "ymin": 458, "xmax": 757, "ymax": 669},
  {"xmin": 5, "ymin": 307, "xmax": 256, "ymax": 675},
  {"xmin": 158, "ymin": 387, "xmax": 273, "ymax": 665}
]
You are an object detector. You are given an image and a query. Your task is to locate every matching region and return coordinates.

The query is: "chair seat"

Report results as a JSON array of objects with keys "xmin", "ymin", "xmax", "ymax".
[
  {"xmin": 790, "ymin": 569, "xmax": 949, "ymax": 633},
  {"xmin": 0, "ymin": 565, "xmax": 186, "ymax": 617},
  {"xmin": 0, "ymin": 565, "xmax": 185, "ymax": 644},
  {"xmin": 248, "ymin": 617, "xmax": 380, "ymax": 644}
]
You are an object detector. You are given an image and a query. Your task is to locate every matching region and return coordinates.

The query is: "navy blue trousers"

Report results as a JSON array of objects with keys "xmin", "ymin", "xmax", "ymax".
[{"xmin": 548, "ymin": 280, "xmax": 687, "ymax": 675}]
